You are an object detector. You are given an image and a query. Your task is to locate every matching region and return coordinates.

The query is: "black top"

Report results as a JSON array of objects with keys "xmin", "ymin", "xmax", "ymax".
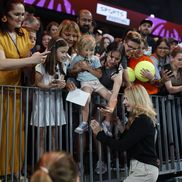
[
  {"xmin": 100, "ymin": 63, "xmax": 123, "ymax": 90},
  {"xmin": 96, "ymin": 114, "xmax": 158, "ymax": 167},
  {"xmin": 99, "ymin": 67, "xmax": 115, "ymax": 90}
]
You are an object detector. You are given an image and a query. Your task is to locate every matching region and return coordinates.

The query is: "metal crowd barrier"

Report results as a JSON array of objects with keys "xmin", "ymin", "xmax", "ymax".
[{"xmin": 0, "ymin": 85, "xmax": 182, "ymax": 182}]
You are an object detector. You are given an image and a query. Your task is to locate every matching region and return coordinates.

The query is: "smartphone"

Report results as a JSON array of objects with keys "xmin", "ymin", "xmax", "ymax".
[
  {"xmin": 163, "ymin": 64, "xmax": 172, "ymax": 71},
  {"xmin": 162, "ymin": 64, "xmax": 174, "ymax": 78}
]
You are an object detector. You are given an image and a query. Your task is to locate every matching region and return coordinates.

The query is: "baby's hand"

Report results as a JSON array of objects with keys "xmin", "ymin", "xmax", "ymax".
[{"xmin": 79, "ymin": 61, "xmax": 89, "ymax": 71}]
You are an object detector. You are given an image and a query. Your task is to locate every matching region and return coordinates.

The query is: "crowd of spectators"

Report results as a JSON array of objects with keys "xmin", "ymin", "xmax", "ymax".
[{"xmin": 0, "ymin": 0, "xmax": 182, "ymax": 181}]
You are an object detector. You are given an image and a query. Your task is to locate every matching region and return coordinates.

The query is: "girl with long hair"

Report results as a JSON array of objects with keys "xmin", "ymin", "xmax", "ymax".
[{"xmin": 31, "ymin": 37, "xmax": 69, "ymax": 156}]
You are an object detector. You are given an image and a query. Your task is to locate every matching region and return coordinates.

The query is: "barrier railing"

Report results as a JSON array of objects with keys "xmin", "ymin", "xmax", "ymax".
[{"xmin": 0, "ymin": 85, "xmax": 182, "ymax": 182}]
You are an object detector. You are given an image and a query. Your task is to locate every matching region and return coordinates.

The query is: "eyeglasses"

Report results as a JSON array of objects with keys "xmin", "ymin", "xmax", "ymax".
[{"xmin": 126, "ymin": 42, "xmax": 139, "ymax": 51}]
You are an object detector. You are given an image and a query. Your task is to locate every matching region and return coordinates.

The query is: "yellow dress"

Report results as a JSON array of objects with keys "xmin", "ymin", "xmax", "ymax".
[{"xmin": 0, "ymin": 28, "xmax": 32, "ymax": 175}]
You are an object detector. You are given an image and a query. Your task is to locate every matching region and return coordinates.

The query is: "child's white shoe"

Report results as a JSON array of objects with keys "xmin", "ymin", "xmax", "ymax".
[{"xmin": 74, "ymin": 122, "xmax": 88, "ymax": 134}]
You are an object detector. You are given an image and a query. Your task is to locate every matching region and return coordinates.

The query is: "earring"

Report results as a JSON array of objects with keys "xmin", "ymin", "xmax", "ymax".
[{"xmin": 1, "ymin": 16, "xmax": 7, "ymax": 23}]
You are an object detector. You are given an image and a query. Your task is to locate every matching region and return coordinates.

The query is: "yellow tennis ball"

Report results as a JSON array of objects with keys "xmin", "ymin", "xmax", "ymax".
[
  {"xmin": 127, "ymin": 67, "xmax": 136, "ymax": 82},
  {"xmin": 134, "ymin": 61, "xmax": 155, "ymax": 82}
]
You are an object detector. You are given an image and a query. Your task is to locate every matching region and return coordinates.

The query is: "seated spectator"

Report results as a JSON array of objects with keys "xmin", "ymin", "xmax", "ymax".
[{"xmin": 30, "ymin": 151, "xmax": 80, "ymax": 182}]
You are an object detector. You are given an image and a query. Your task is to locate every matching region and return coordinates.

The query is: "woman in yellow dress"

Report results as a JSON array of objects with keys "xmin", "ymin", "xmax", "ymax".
[{"xmin": 0, "ymin": 0, "xmax": 49, "ymax": 179}]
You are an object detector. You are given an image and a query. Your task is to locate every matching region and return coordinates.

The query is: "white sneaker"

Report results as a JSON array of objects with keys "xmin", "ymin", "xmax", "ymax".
[
  {"xmin": 101, "ymin": 122, "xmax": 112, "ymax": 137},
  {"xmin": 74, "ymin": 122, "xmax": 88, "ymax": 134},
  {"xmin": 95, "ymin": 161, "xmax": 107, "ymax": 174}
]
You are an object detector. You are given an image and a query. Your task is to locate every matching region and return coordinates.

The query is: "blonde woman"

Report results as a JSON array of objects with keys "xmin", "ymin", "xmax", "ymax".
[
  {"xmin": 57, "ymin": 19, "xmax": 81, "ymax": 56},
  {"xmin": 91, "ymin": 84, "xmax": 159, "ymax": 182},
  {"xmin": 57, "ymin": 19, "xmax": 81, "ymax": 90}
]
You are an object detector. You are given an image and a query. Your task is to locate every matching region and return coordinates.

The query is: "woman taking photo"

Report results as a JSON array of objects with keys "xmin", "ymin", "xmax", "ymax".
[
  {"xmin": 162, "ymin": 46, "xmax": 182, "ymax": 95},
  {"xmin": 91, "ymin": 84, "xmax": 159, "ymax": 182}
]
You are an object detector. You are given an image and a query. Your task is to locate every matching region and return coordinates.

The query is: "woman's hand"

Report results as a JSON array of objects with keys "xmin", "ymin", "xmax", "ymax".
[
  {"xmin": 161, "ymin": 69, "xmax": 173, "ymax": 83},
  {"xmin": 115, "ymin": 117, "xmax": 125, "ymax": 134},
  {"xmin": 90, "ymin": 119, "xmax": 102, "ymax": 135},
  {"xmin": 78, "ymin": 61, "xmax": 90, "ymax": 71},
  {"xmin": 98, "ymin": 106, "xmax": 113, "ymax": 116},
  {"xmin": 31, "ymin": 51, "xmax": 50, "ymax": 64}
]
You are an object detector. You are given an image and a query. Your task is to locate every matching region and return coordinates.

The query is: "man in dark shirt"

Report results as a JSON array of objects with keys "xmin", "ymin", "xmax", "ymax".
[{"xmin": 138, "ymin": 19, "xmax": 156, "ymax": 55}]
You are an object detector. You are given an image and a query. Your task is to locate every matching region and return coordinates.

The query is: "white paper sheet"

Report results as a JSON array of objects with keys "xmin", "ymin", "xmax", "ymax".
[{"xmin": 66, "ymin": 88, "xmax": 90, "ymax": 106}]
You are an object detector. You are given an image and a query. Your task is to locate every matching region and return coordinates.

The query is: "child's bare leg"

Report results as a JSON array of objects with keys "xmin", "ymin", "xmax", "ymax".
[
  {"xmin": 82, "ymin": 100, "xmax": 90, "ymax": 123},
  {"xmin": 82, "ymin": 86, "xmax": 92, "ymax": 122}
]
